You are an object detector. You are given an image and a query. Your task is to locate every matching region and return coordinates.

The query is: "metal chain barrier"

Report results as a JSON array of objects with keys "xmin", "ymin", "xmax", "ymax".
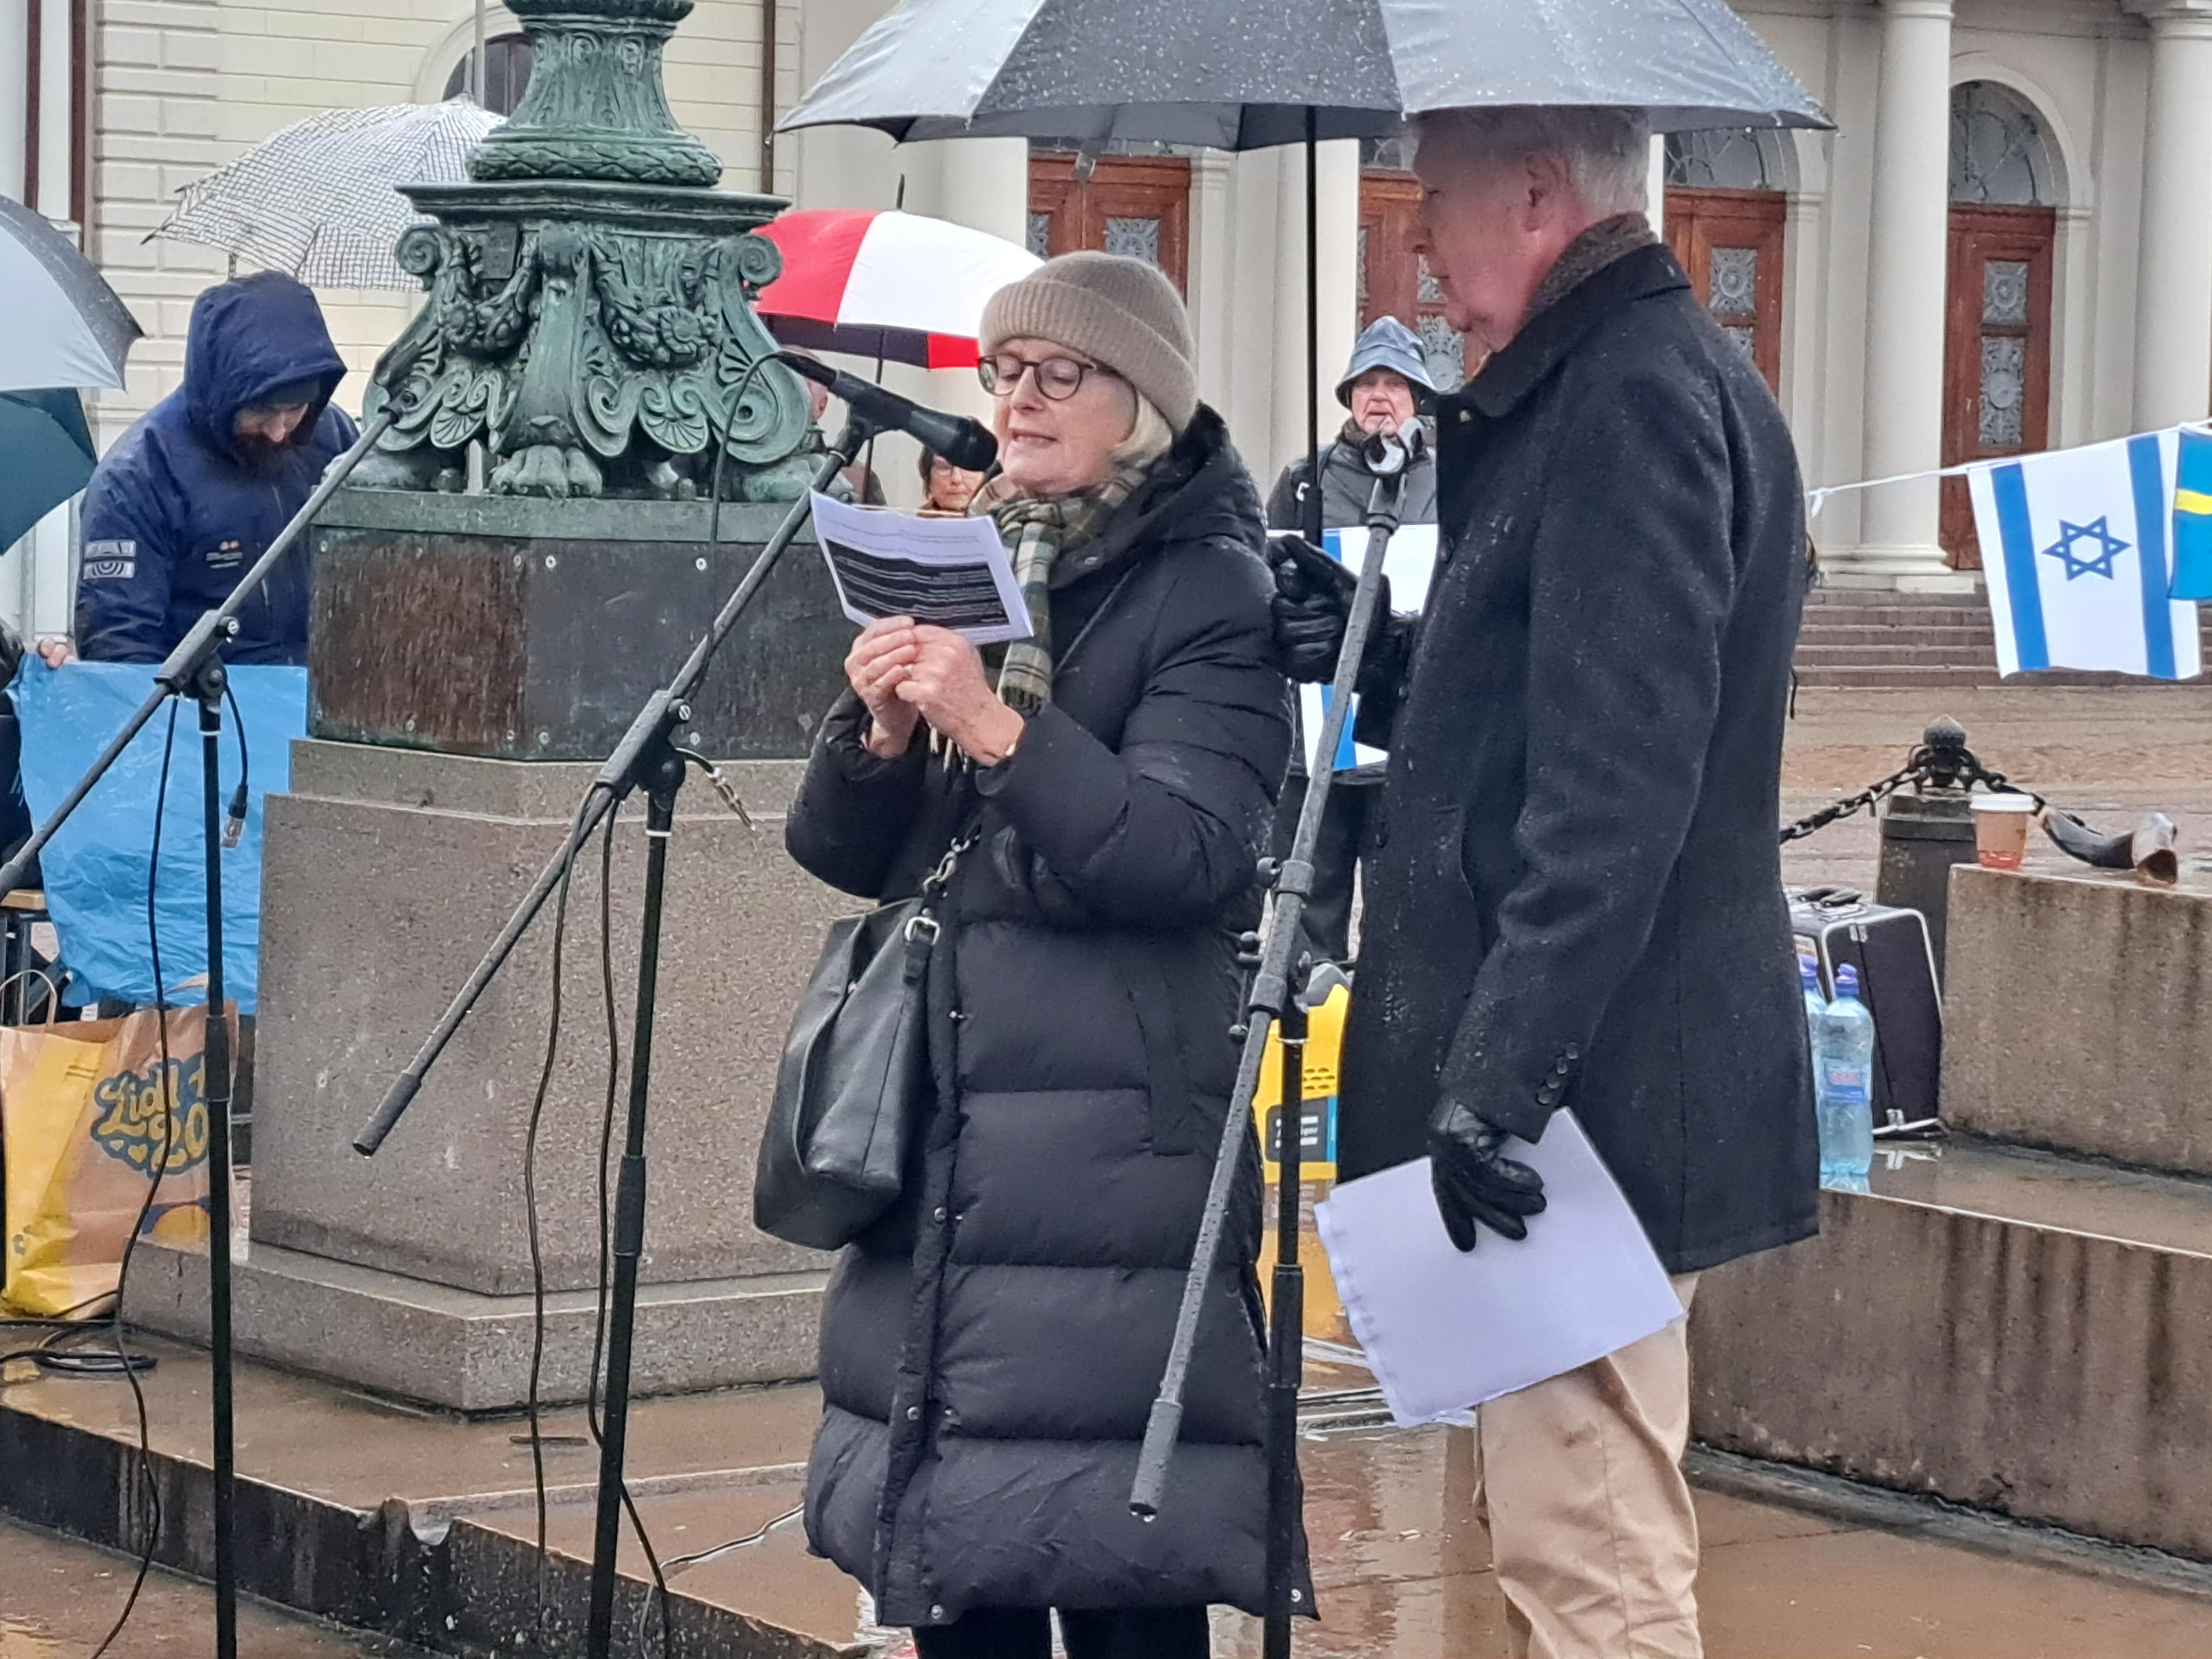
[{"xmin": 1779, "ymin": 717, "xmax": 2035, "ymax": 845}]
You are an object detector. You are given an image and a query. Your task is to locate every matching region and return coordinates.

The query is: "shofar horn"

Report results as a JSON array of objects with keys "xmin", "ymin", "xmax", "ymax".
[
  {"xmin": 2133, "ymin": 813, "xmax": 2180, "ymax": 886},
  {"xmin": 2040, "ymin": 808, "xmax": 2178, "ymax": 885}
]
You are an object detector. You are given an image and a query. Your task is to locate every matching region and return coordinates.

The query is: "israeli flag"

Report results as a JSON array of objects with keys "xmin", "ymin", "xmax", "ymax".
[
  {"xmin": 1968, "ymin": 430, "xmax": 2202, "ymax": 680},
  {"xmin": 1297, "ymin": 524, "xmax": 1440, "ymax": 772}
]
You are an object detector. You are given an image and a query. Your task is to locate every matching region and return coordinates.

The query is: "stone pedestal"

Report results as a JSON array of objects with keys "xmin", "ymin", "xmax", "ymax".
[
  {"xmin": 128, "ymin": 740, "xmax": 853, "ymax": 1410},
  {"xmin": 1942, "ymin": 864, "xmax": 2212, "ymax": 1175}
]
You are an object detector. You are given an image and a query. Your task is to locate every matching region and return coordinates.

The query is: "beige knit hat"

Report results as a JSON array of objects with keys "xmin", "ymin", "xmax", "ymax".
[{"xmin": 980, "ymin": 252, "xmax": 1199, "ymax": 433}]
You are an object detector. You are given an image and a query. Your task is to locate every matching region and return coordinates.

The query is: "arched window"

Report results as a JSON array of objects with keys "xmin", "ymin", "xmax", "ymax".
[
  {"xmin": 1949, "ymin": 81, "xmax": 2056, "ymax": 207},
  {"xmin": 1663, "ymin": 128, "xmax": 1786, "ymax": 192},
  {"xmin": 444, "ymin": 32, "xmax": 535, "ymax": 118}
]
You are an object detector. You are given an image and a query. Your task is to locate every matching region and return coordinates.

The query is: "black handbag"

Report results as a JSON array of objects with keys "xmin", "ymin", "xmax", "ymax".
[{"xmin": 755, "ymin": 830, "xmax": 976, "ymax": 1250}]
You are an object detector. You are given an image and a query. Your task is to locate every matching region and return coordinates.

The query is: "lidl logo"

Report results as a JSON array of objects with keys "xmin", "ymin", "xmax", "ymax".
[{"xmin": 89, "ymin": 1055, "xmax": 210, "ymax": 1178}]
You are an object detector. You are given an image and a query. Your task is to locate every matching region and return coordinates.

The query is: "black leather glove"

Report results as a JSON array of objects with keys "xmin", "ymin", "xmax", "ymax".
[
  {"xmin": 1428, "ymin": 1100, "xmax": 1548, "ymax": 1252},
  {"xmin": 1269, "ymin": 536, "xmax": 1388, "ymax": 685}
]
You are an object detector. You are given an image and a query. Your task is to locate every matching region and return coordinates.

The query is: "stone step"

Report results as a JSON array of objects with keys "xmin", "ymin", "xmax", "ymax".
[
  {"xmin": 1797, "ymin": 626, "xmax": 1996, "ymax": 648},
  {"xmin": 123, "ymin": 1236, "xmax": 826, "ymax": 1414},
  {"xmin": 1792, "ymin": 665, "xmax": 2001, "ymax": 687},
  {"xmin": 1690, "ymin": 1135, "xmax": 2212, "ymax": 1563},
  {"xmin": 1794, "ymin": 643, "xmax": 1998, "ymax": 666},
  {"xmin": 1944, "ymin": 866, "xmax": 2212, "ymax": 1177}
]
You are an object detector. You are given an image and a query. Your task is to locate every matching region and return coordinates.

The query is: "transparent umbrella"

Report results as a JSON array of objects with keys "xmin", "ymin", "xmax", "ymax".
[{"xmin": 154, "ymin": 99, "xmax": 503, "ymax": 290}]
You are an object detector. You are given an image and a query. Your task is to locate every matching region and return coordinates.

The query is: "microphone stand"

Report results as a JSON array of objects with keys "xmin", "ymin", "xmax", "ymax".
[
  {"xmin": 1129, "ymin": 465, "xmax": 1405, "ymax": 1659},
  {"xmin": 351, "ymin": 411, "xmax": 881, "ymax": 1659},
  {"xmin": 0, "ymin": 384, "xmax": 415, "ymax": 1659}
]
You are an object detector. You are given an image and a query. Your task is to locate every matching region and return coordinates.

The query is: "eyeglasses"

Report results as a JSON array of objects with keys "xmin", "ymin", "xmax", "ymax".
[{"xmin": 977, "ymin": 352, "xmax": 1120, "ymax": 400}]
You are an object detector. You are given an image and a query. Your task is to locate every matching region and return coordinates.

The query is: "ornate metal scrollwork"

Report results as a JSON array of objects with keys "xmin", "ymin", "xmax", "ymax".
[{"xmin": 356, "ymin": 0, "xmax": 811, "ymax": 499}]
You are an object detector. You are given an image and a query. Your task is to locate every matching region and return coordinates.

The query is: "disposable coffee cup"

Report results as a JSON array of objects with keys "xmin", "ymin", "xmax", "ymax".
[{"xmin": 1970, "ymin": 794, "xmax": 2036, "ymax": 870}]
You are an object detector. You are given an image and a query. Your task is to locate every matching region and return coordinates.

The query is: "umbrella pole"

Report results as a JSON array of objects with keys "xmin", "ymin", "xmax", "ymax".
[{"xmin": 1262, "ymin": 111, "xmax": 1324, "ymax": 1659}]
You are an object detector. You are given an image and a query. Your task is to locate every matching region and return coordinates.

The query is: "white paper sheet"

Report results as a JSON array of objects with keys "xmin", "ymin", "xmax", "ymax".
[
  {"xmin": 1314, "ymin": 1112, "xmax": 1683, "ymax": 1427},
  {"xmin": 811, "ymin": 492, "xmax": 1033, "ymax": 645},
  {"xmin": 1293, "ymin": 524, "xmax": 1440, "ymax": 771}
]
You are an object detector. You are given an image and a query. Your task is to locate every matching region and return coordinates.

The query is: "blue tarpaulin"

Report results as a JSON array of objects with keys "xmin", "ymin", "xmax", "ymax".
[{"xmin": 13, "ymin": 660, "xmax": 306, "ymax": 1013}]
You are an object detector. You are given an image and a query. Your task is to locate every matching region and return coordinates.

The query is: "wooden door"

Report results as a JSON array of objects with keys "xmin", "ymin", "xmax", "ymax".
[
  {"xmin": 1358, "ymin": 170, "xmax": 1468, "ymax": 389},
  {"xmin": 1027, "ymin": 154, "xmax": 1190, "ymax": 293},
  {"xmin": 1941, "ymin": 205, "xmax": 2055, "ymax": 569},
  {"xmin": 1664, "ymin": 187, "xmax": 1786, "ymax": 392}
]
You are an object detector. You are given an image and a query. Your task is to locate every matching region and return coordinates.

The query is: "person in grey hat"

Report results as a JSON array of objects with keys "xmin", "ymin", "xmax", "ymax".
[
  {"xmin": 785, "ymin": 251, "xmax": 1298, "ymax": 1659},
  {"xmin": 1261, "ymin": 316, "xmax": 1442, "ymax": 967},
  {"xmin": 1265, "ymin": 315, "xmax": 1440, "ymax": 533}
]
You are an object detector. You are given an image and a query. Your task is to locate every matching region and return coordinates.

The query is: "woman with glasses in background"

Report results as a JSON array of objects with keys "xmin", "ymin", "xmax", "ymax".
[{"xmin": 783, "ymin": 252, "xmax": 1297, "ymax": 1659}]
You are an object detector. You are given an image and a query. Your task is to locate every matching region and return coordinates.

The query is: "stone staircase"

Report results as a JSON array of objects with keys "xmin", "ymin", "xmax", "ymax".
[
  {"xmin": 1793, "ymin": 585, "xmax": 2212, "ymax": 688},
  {"xmin": 1690, "ymin": 865, "xmax": 2212, "ymax": 1564}
]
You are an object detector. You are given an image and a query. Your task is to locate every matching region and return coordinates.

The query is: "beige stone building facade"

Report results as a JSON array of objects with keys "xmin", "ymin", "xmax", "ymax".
[{"xmin": 4, "ymin": 0, "xmax": 2212, "ymax": 630}]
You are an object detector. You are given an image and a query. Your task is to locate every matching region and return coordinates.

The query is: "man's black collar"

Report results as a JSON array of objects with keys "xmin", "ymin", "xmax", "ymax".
[{"xmin": 1449, "ymin": 243, "xmax": 1691, "ymax": 423}]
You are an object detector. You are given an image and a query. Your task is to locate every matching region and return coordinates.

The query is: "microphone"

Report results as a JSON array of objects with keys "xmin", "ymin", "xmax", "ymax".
[{"xmin": 775, "ymin": 352, "xmax": 999, "ymax": 474}]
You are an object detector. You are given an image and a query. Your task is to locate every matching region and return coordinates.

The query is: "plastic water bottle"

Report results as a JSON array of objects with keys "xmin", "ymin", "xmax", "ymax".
[
  {"xmin": 1798, "ymin": 955, "xmax": 1826, "ymax": 1070},
  {"xmin": 1817, "ymin": 964, "xmax": 1876, "ymax": 1188}
]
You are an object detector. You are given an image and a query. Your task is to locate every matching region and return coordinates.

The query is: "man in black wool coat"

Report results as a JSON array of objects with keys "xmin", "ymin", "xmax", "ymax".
[{"xmin": 1272, "ymin": 105, "xmax": 1817, "ymax": 1659}]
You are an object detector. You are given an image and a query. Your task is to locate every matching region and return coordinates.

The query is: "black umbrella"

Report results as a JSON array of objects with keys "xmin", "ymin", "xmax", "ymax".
[
  {"xmin": 782, "ymin": 0, "xmax": 1830, "ymax": 147},
  {"xmin": 0, "ymin": 194, "xmax": 141, "ymax": 395},
  {"xmin": 0, "ymin": 388, "xmax": 99, "ymax": 551},
  {"xmin": 783, "ymin": 0, "xmax": 1830, "ymax": 544},
  {"xmin": 0, "ymin": 199, "xmax": 138, "ymax": 553}
]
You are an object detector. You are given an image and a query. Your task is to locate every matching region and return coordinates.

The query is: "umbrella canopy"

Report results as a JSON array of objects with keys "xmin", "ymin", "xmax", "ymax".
[
  {"xmin": 0, "ymin": 389, "xmax": 98, "ymax": 550},
  {"xmin": 0, "ymin": 196, "xmax": 141, "ymax": 395},
  {"xmin": 155, "ymin": 99, "xmax": 503, "ymax": 290},
  {"xmin": 783, "ymin": 0, "xmax": 1830, "ymax": 147},
  {"xmin": 753, "ymin": 209, "xmax": 1043, "ymax": 369}
]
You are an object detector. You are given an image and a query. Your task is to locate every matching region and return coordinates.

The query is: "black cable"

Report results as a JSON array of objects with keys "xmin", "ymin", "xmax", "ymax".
[
  {"xmin": 0, "ymin": 1287, "xmax": 122, "ymax": 1329},
  {"xmin": 518, "ymin": 784, "xmax": 602, "ymax": 1630},
  {"xmin": 85, "ymin": 698, "xmax": 185, "ymax": 1659}
]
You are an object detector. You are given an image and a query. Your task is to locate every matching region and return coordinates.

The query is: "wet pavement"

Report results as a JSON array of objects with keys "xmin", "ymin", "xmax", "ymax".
[
  {"xmin": 10, "ymin": 685, "xmax": 2212, "ymax": 1656},
  {"xmin": 1780, "ymin": 685, "xmax": 2212, "ymax": 891},
  {"xmin": 0, "ymin": 1515, "xmax": 431, "ymax": 1659},
  {"xmin": 9, "ymin": 1334, "xmax": 2212, "ymax": 1658}
]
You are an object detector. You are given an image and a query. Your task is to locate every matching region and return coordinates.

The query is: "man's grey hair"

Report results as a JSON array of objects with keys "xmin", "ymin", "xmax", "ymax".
[{"xmin": 1410, "ymin": 106, "xmax": 1653, "ymax": 218}]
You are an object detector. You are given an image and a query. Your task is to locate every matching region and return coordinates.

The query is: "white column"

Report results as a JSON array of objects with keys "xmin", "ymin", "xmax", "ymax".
[
  {"xmin": 1851, "ymin": 0, "xmax": 1955, "ymax": 585},
  {"xmin": 922, "ymin": 137, "xmax": 1032, "ymax": 431},
  {"xmin": 2131, "ymin": 1, "xmax": 2212, "ymax": 430},
  {"xmin": 1269, "ymin": 140, "xmax": 1361, "ymax": 487},
  {"xmin": 1647, "ymin": 134, "xmax": 1668, "ymax": 238}
]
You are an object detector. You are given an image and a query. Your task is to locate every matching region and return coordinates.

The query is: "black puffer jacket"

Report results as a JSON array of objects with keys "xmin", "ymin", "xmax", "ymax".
[{"xmin": 785, "ymin": 407, "xmax": 1298, "ymax": 1628}]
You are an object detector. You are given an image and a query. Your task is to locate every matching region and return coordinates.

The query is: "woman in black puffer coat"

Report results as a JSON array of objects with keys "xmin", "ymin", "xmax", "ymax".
[{"xmin": 783, "ymin": 253, "xmax": 1296, "ymax": 1659}]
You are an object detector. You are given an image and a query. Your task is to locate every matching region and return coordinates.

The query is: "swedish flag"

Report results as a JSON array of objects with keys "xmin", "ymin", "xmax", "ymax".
[{"xmin": 2173, "ymin": 429, "xmax": 2212, "ymax": 600}]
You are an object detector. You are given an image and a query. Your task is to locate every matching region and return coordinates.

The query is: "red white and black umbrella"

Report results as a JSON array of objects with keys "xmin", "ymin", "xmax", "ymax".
[{"xmin": 752, "ymin": 208, "xmax": 1040, "ymax": 370}]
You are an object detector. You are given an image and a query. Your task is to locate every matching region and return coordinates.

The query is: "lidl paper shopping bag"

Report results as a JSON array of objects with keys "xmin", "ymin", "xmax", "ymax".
[{"xmin": 1, "ymin": 1003, "xmax": 230, "ymax": 1317}]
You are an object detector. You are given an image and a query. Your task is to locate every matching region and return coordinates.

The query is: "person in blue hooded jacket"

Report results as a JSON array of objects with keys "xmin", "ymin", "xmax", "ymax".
[{"xmin": 71, "ymin": 272, "xmax": 354, "ymax": 665}]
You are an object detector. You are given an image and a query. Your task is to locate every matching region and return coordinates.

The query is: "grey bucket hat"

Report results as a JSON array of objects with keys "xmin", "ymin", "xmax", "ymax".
[{"xmin": 1336, "ymin": 316, "xmax": 1438, "ymax": 409}]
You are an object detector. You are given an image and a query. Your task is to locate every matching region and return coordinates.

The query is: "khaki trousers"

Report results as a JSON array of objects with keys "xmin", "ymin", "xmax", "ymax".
[{"xmin": 1472, "ymin": 1274, "xmax": 1703, "ymax": 1659}]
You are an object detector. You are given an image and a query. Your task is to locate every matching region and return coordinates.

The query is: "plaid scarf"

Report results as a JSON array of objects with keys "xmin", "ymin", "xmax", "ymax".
[{"xmin": 968, "ymin": 460, "xmax": 1150, "ymax": 713}]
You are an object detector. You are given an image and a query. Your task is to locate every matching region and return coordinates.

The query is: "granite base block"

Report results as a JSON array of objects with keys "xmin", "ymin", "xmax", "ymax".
[
  {"xmin": 250, "ymin": 743, "xmax": 849, "ymax": 1299},
  {"xmin": 1942, "ymin": 864, "xmax": 2212, "ymax": 1176},
  {"xmin": 1690, "ymin": 1139, "xmax": 2212, "ymax": 1561},
  {"xmin": 122, "ymin": 1236, "xmax": 825, "ymax": 1415}
]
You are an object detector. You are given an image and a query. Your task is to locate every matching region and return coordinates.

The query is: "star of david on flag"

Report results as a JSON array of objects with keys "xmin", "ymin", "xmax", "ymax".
[{"xmin": 1968, "ymin": 430, "xmax": 2202, "ymax": 680}]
